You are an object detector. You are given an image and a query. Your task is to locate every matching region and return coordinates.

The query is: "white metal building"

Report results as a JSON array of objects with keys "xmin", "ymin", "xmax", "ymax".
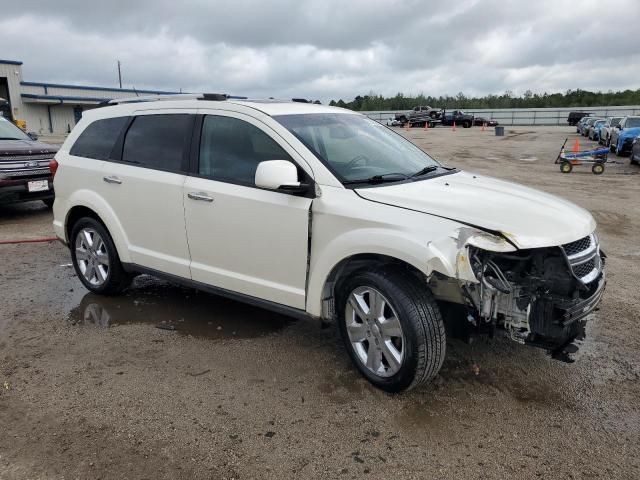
[{"xmin": 0, "ymin": 59, "xmax": 178, "ymax": 135}]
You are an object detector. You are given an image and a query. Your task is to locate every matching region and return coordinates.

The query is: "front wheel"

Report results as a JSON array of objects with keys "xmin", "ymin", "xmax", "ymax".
[
  {"xmin": 337, "ymin": 268, "xmax": 446, "ymax": 392},
  {"xmin": 560, "ymin": 161, "xmax": 573, "ymax": 173},
  {"xmin": 70, "ymin": 217, "xmax": 131, "ymax": 295}
]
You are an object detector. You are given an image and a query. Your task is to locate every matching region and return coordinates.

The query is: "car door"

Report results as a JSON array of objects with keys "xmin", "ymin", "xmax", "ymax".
[
  {"xmin": 99, "ymin": 111, "xmax": 194, "ymax": 278},
  {"xmin": 611, "ymin": 118, "xmax": 625, "ymax": 147},
  {"xmin": 183, "ymin": 112, "xmax": 313, "ymax": 309}
]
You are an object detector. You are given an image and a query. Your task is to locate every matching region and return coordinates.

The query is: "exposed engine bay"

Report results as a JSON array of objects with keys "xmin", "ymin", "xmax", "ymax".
[{"xmin": 431, "ymin": 233, "xmax": 606, "ymax": 361}]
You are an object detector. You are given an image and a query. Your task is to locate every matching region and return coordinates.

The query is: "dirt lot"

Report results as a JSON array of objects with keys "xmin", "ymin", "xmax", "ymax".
[{"xmin": 1, "ymin": 126, "xmax": 639, "ymax": 479}]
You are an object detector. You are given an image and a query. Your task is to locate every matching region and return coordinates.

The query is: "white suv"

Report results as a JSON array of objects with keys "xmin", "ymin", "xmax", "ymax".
[{"xmin": 52, "ymin": 95, "xmax": 606, "ymax": 392}]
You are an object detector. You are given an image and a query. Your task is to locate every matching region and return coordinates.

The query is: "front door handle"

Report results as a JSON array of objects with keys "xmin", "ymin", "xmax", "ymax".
[
  {"xmin": 187, "ymin": 192, "xmax": 214, "ymax": 202},
  {"xmin": 103, "ymin": 175, "xmax": 122, "ymax": 185}
]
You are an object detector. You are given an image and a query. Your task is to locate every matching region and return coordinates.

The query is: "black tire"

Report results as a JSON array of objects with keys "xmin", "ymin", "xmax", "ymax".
[
  {"xmin": 43, "ymin": 198, "xmax": 54, "ymax": 208},
  {"xmin": 463, "ymin": 121, "xmax": 471, "ymax": 128},
  {"xmin": 610, "ymin": 141, "xmax": 616, "ymax": 153},
  {"xmin": 336, "ymin": 267, "xmax": 446, "ymax": 393},
  {"xmin": 592, "ymin": 163, "xmax": 605, "ymax": 175},
  {"xmin": 560, "ymin": 161, "xmax": 573, "ymax": 173},
  {"xmin": 70, "ymin": 217, "xmax": 131, "ymax": 295}
]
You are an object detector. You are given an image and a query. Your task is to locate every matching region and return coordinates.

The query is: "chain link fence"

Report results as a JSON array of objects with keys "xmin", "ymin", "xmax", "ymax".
[{"xmin": 362, "ymin": 106, "xmax": 640, "ymax": 126}]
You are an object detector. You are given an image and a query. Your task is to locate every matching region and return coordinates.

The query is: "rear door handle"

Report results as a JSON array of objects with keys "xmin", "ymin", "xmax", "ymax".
[
  {"xmin": 103, "ymin": 176, "xmax": 122, "ymax": 185},
  {"xmin": 187, "ymin": 192, "xmax": 214, "ymax": 202}
]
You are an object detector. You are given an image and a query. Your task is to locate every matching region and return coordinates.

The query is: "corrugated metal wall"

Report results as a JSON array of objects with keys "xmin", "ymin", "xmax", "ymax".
[{"xmin": 0, "ymin": 61, "xmax": 25, "ymax": 122}]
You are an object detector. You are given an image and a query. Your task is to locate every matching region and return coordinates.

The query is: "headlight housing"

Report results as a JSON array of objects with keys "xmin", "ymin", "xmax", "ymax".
[{"xmin": 464, "ymin": 230, "xmax": 516, "ymax": 253}]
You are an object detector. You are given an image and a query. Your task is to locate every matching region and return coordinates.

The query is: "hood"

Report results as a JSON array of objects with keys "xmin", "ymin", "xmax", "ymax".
[
  {"xmin": 0, "ymin": 139, "xmax": 58, "ymax": 156},
  {"xmin": 619, "ymin": 127, "xmax": 640, "ymax": 139},
  {"xmin": 356, "ymin": 171, "xmax": 595, "ymax": 249}
]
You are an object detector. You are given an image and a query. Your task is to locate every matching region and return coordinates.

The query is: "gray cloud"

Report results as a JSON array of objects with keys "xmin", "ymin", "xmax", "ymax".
[{"xmin": 1, "ymin": 0, "xmax": 638, "ymax": 102}]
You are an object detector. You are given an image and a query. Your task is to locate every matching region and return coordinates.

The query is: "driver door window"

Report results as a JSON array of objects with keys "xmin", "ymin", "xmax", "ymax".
[{"xmin": 199, "ymin": 115, "xmax": 293, "ymax": 186}]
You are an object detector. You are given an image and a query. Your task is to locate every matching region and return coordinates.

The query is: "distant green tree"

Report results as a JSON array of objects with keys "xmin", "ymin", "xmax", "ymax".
[{"xmin": 329, "ymin": 88, "xmax": 640, "ymax": 111}]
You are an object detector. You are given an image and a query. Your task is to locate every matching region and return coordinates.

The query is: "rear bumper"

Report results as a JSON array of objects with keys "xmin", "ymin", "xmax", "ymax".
[{"xmin": 0, "ymin": 176, "xmax": 54, "ymax": 204}]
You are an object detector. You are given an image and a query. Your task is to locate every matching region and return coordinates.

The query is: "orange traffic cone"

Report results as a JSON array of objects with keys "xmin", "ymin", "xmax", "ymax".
[
  {"xmin": 452, "ymin": 121, "xmax": 457, "ymax": 132},
  {"xmin": 404, "ymin": 122, "xmax": 410, "ymax": 131},
  {"xmin": 572, "ymin": 138, "xmax": 580, "ymax": 153},
  {"xmin": 424, "ymin": 121, "xmax": 429, "ymax": 131},
  {"xmin": 481, "ymin": 122, "xmax": 486, "ymax": 132}
]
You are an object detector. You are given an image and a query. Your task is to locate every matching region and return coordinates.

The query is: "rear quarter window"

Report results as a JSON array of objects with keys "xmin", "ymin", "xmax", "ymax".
[{"xmin": 69, "ymin": 117, "xmax": 129, "ymax": 160}]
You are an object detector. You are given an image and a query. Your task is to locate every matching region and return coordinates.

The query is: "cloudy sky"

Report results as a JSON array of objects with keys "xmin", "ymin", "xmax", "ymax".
[{"xmin": 2, "ymin": 0, "xmax": 639, "ymax": 102}]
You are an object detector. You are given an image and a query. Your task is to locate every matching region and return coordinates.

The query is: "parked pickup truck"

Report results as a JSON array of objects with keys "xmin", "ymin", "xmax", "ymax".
[
  {"xmin": 441, "ymin": 109, "xmax": 474, "ymax": 128},
  {"xmin": 395, "ymin": 105, "xmax": 443, "ymax": 127},
  {"xmin": 0, "ymin": 116, "xmax": 57, "ymax": 206}
]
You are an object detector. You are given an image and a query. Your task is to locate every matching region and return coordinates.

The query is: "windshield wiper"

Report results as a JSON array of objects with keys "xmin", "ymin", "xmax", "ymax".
[
  {"xmin": 410, "ymin": 165, "xmax": 439, "ymax": 178},
  {"xmin": 342, "ymin": 173, "xmax": 409, "ymax": 185}
]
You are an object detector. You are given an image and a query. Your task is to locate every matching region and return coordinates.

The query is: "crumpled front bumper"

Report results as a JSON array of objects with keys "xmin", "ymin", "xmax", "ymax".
[{"xmin": 527, "ymin": 272, "xmax": 606, "ymax": 360}]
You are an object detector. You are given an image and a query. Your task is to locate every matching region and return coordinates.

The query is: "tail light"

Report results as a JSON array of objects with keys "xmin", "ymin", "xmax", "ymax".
[{"xmin": 49, "ymin": 158, "xmax": 59, "ymax": 178}]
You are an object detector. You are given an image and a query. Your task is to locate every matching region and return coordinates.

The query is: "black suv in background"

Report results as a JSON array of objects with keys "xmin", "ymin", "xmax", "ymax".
[
  {"xmin": 567, "ymin": 111, "xmax": 591, "ymax": 126},
  {"xmin": 0, "ymin": 117, "xmax": 57, "ymax": 207}
]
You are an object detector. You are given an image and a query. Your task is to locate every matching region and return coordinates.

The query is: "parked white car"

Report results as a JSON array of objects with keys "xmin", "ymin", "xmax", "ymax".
[{"xmin": 52, "ymin": 95, "xmax": 606, "ymax": 392}]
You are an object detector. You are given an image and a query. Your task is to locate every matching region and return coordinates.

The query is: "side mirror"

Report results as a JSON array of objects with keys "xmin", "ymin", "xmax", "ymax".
[
  {"xmin": 27, "ymin": 131, "xmax": 38, "ymax": 141},
  {"xmin": 616, "ymin": 124, "xmax": 622, "ymax": 130},
  {"xmin": 255, "ymin": 160, "xmax": 309, "ymax": 193}
]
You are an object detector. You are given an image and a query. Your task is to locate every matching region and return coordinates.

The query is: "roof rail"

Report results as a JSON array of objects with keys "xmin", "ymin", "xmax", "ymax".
[{"xmin": 107, "ymin": 93, "xmax": 227, "ymax": 105}]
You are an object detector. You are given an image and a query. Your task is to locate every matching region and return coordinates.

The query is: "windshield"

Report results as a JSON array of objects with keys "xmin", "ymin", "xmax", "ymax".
[
  {"xmin": 0, "ymin": 117, "xmax": 30, "ymax": 140},
  {"xmin": 626, "ymin": 117, "xmax": 640, "ymax": 128},
  {"xmin": 274, "ymin": 113, "xmax": 442, "ymax": 184}
]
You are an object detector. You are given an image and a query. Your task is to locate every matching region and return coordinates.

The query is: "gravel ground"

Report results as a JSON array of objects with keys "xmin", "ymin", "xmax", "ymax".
[{"xmin": 0, "ymin": 126, "xmax": 638, "ymax": 479}]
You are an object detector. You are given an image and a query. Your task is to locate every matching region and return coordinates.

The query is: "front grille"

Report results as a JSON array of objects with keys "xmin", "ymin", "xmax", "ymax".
[
  {"xmin": 573, "ymin": 259, "xmax": 595, "ymax": 278},
  {"xmin": 562, "ymin": 236, "xmax": 591, "ymax": 256},
  {"xmin": 0, "ymin": 168, "xmax": 51, "ymax": 178},
  {"xmin": 0, "ymin": 153, "xmax": 54, "ymax": 162},
  {"xmin": 561, "ymin": 233, "xmax": 601, "ymax": 284}
]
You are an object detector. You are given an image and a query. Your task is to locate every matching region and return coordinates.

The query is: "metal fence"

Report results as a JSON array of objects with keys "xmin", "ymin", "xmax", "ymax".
[{"xmin": 362, "ymin": 106, "xmax": 640, "ymax": 126}]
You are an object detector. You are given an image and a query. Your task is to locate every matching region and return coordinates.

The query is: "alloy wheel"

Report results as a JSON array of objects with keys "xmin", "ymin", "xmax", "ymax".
[
  {"xmin": 75, "ymin": 228, "xmax": 110, "ymax": 286},
  {"xmin": 345, "ymin": 286, "xmax": 405, "ymax": 377}
]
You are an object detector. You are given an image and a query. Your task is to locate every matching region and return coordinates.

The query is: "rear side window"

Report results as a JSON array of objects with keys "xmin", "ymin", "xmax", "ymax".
[
  {"xmin": 122, "ymin": 114, "xmax": 192, "ymax": 172},
  {"xmin": 199, "ymin": 115, "xmax": 291, "ymax": 185},
  {"xmin": 70, "ymin": 117, "xmax": 128, "ymax": 160}
]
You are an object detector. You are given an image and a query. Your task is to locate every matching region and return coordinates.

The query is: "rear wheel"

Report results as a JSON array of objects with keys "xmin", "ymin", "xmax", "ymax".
[
  {"xmin": 592, "ymin": 163, "xmax": 605, "ymax": 175},
  {"xmin": 337, "ymin": 268, "xmax": 446, "ymax": 392},
  {"xmin": 70, "ymin": 217, "xmax": 131, "ymax": 295},
  {"xmin": 560, "ymin": 161, "xmax": 573, "ymax": 173},
  {"xmin": 463, "ymin": 121, "xmax": 471, "ymax": 128}
]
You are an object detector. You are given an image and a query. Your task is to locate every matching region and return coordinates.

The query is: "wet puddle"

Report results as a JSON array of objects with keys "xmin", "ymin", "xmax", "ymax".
[{"xmin": 67, "ymin": 275, "xmax": 293, "ymax": 339}]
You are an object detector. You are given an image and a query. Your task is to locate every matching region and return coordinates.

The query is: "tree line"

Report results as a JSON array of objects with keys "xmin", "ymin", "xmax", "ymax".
[{"xmin": 328, "ymin": 89, "xmax": 640, "ymax": 111}]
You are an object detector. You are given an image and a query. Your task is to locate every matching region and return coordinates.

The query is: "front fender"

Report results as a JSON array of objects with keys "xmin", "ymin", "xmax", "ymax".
[{"xmin": 306, "ymin": 227, "xmax": 466, "ymax": 317}]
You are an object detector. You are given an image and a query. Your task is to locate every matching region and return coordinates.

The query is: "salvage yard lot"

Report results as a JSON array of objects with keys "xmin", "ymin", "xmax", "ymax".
[{"xmin": 1, "ymin": 126, "xmax": 639, "ymax": 479}]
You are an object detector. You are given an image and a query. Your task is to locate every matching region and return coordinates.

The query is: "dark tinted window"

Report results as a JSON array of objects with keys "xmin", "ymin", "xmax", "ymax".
[
  {"xmin": 122, "ymin": 114, "xmax": 192, "ymax": 171},
  {"xmin": 199, "ymin": 115, "xmax": 291, "ymax": 185},
  {"xmin": 70, "ymin": 117, "xmax": 128, "ymax": 160}
]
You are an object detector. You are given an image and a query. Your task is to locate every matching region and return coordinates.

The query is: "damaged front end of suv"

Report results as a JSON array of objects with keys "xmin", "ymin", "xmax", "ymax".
[{"xmin": 433, "ymin": 231, "xmax": 606, "ymax": 360}]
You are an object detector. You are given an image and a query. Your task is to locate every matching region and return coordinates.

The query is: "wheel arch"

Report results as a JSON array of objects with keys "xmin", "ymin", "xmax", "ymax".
[
  {"xmin": 63, "ymin": 193, "xmax": 131, "ymax": 263},
  {"xmin": 311, "ymin": 253, "xmax": 441, "ymax": 320}
]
